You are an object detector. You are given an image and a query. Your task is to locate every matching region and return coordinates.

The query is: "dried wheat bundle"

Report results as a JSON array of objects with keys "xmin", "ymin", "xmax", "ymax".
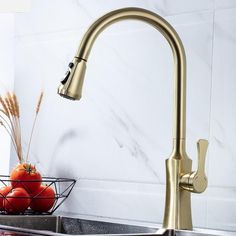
[{"xmin": 0, "ymin": 91, "xmax": 44, "ymax": 163}]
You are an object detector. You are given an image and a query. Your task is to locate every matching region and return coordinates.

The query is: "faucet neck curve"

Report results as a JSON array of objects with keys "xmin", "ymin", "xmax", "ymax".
[{"xmin": 76, "ymin": 7, "xmax": 187, "ymax": 148}]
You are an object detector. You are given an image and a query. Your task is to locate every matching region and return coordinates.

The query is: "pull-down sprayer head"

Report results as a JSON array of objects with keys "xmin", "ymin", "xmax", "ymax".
[{"xmin": 58, "ymin": 57, "xmax": 86, "ymax": 100}]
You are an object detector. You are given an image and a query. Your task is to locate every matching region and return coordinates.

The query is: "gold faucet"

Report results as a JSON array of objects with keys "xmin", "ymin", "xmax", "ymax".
[{"xmin": 57, "ymin": 7, "xmax": 208, "ymax": 230}]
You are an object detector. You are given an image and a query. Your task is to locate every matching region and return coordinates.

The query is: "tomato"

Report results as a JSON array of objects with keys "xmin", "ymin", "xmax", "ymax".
[
  {"xmin": 1, "ymin": 232, "xmax": 20, "ymax": 236},
  {"xmin": 10, "ymin": 163, "xmax": 42, "ymax": 193},
  {"xmin": 30, "ymin": 185, "xmax": 55, "ymax": 212},
  {"xmin": 0, "ymin": 186, "xmax": 12, "ymax": 210},
  {"xmin": 4, "ymin": 187, "xmax": 30, "ymax": 214}
]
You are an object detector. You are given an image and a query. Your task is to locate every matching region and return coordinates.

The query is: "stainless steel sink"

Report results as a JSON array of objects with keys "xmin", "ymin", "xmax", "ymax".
[
  {"xmin": 0, "ymin": 215, "xmax": 234, "ymax": 236},
  {"xmin": 0, "ymin": 215, "xmax": 163, "ymax": 235}
]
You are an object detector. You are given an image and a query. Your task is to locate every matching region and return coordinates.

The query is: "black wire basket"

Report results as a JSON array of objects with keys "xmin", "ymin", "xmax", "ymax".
[{"xmin": 0, "ymin": 175, "xmax": 76, "ymax": 215}]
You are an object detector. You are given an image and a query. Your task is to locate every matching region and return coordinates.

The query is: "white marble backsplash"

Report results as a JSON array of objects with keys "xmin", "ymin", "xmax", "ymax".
[
  {"xmin": 10, "ymin": 0, "xmax": 236, "ymax": 232},
  {"xmin": 0, "ymin": 14, "xmax": 15, "ymax": 175}
]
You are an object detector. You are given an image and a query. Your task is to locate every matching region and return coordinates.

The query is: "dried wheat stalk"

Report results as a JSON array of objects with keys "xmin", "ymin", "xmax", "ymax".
[{"xmin": 26, "ymin": 91, "xmax": 44, "ymax": 162}]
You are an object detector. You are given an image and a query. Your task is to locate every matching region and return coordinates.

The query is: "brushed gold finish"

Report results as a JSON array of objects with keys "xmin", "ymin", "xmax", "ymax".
[
  {"xmin": 57, "ymin": 7, "xmax": 208, "ymax": 230},
  {"xmin": 58, "ymin": 58, "xmax": 86, "ymax": 100},
  {"xmin": 58, "ymin": 7, "xmax": 186, "ymax": 141},
  {"xmin": 180, "ymin": 140, "xmax": 208, "ymax": 193}
]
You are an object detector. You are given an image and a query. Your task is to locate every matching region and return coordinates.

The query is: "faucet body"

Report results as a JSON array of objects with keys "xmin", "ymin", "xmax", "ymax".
[{"xmin": 58, "ymin": 8, "xmax": 208, "ymax": 230}]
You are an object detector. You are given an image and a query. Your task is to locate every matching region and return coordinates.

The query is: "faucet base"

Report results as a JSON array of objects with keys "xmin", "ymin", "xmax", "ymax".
[{"xmin": 163, "ymin": 157, "xmax": 192, "ymax": 230}]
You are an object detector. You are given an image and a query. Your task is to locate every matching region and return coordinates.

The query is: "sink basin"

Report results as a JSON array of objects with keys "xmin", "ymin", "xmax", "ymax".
[
  {"xmin": 0, "ymin": 215, "xmax": 234, "ymax": 236},
  {"xmin": 0, "ymin": 215, "xmax": 162, "ymax": 235}
]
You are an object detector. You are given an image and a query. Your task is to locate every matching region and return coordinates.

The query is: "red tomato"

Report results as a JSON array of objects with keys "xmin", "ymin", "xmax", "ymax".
[
  {"xmin": 10, "ymin": 163, "xmax": 42, "ymax": 193},
  {"xmin": 0, "ymin": 186, "xmax": 12, "ymax": 210},
  {"xmin": 4, "ymin": 187, "xmax": 30, "ymax": 214},
  {"xmin": 30, "ymin": 185, "xmax": 55, "ymax": 212},
  {"xmin": 1, "ymin": 233, "xmax": 20, "ymax": 236}
]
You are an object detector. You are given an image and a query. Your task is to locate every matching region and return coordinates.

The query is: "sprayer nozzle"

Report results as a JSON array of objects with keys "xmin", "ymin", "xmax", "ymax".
[{"xmin": 57, "ymin": 58, "xmax": 86, "ymax": 101}]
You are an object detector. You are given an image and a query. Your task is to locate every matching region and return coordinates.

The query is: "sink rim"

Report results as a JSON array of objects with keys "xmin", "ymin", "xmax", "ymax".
[
  {"xmin": 0, "ymin": 215, "xmax": 235, "ymax": 236},
  {"xmin": 0, "ymin": 223, "xmax": 168, "ymax": 236},
  {"xmin": 0, "ymin": 215, "xmax": 162, "ymax": 236}
]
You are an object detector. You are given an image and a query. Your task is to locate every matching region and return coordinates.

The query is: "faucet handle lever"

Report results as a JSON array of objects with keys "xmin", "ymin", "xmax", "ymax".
[
  {"xmin": 197, "ymin": 139, "xmax": 208, "ymax": 174},
  {"xmin": 180, "ymin": 139, "xmax": 208, "ymax": 193}
]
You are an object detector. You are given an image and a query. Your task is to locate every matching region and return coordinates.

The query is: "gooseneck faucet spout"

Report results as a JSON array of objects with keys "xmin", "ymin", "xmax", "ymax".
[{"xmin": 58, "ymin": 7, "xmax": 208, "ymax": 230}]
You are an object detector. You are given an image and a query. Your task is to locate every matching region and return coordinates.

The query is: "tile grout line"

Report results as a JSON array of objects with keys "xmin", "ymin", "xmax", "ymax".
[
  {"xmin": 77, "ymin": 177, "xmax": 163, "ymax": 185},
  {"xmin": 76, "ymin": 178, "xmax": 236, "ymax": 190},
  {"xmin": 206, "ymin": 0, "xmax": 216, "ymax": 228}
]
